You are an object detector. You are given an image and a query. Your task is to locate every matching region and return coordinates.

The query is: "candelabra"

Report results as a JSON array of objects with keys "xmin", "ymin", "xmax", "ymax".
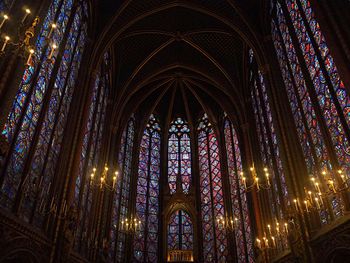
[
  {"xmin": 120, "ymin": 215, "xmax": 141, "ymax": 234},
  {"xmin": 256, "ymin": 220, "xmax": 289, "ymax": 251},
  {"xmin": 293, "ymin": 169, "xmax": 350, "ymax": 213},
  {"xmin": 90, "ymin": 165, "xmax": 118, "ymax": 191},
  {"xmin": 0, "ymin": 7, "xmax": 41, "ymax": 63},
  {"xmin": 216, "ymin": 215, "xmax": 239, "ymax": 232},
  {"xmin": 240, "ymin": 165, "xmax": 271, "ymax": 192}
]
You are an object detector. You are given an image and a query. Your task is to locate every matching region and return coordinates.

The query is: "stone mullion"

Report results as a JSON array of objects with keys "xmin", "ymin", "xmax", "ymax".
[
  {"xmin": 89, "ymin": 86, "xmax": 111, "ymax": 261},
  {"xmin": 143, "ymin": 131, "xmax": 153, "ymax": 263},
  {"xmin": 0, "ymin": 0, "xmax": 66, "ymax": 186},
  {"xmin": 84, "ymin": 79, "xmax": 106, "ymax": 258},
  {"xmin": 126, "ymin": 117, "xmax": 142, "ymax": 263},
  {"xmin": 280, "ymin": 1, "xmax": 344, "ymax": 216},
  {"xmin": 204, "ymin": 130, "xmax": 219, "ymax": 262},
  {"xmin": 217, "ymin": 120, "xmax": 238, "ymax": 263},
  {"xmin": 256, "ymin": 69, "xmax": 287, "ymax": 217},
  {"xmin": 12, "ymin": 2, "xmax": 79, "ymax": 215},
  {"xmin": 240, "ymin": 112, "xmax": 265, "ymax": 237},
  {"xmin": 250, "ymin": 79, "xmax": 274, "ymax": 226},
  {"xmin": 191, "ymin": 127, "xmax": 202, "ymax": 263},
  {"xmin": 160, "ymin": 115, "xmax": 170, "ymax": 262},
  {"xmin": 229, "ymin": 122, "xmax": 250, "ymax": 262},
  {"xmin": 113, "ymin": 120, "xmax": 129, "ymax": 262},
  {"xmin": 96, "ymin": 97, "xmax": 115, "ymax": 258},
  {"xmin": 72, "ymin": 72, "xmax": 101, "ymax": 251}
]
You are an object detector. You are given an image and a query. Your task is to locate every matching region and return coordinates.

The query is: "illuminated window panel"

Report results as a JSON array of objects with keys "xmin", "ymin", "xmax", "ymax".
[
  {"xmin": 198, "ymin": 114, "xmax": 227, "ymax": 263},
  {"xmin": 133, "ymin": 115, "xmax": 161, "ymax": 263},
  {"xmin": 168, "ymin": 118, "xmax": 191, "ymax": 194}
]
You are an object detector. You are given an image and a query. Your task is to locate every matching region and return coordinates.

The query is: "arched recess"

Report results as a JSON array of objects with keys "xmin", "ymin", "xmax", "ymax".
[{"xmin": 162, "ymin": 197, "xmax": 198, "ymax": 263}]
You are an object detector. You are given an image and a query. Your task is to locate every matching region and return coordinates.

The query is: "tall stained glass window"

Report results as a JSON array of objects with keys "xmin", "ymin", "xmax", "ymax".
[
  {"xmin": 133, "ymin": 115, "xmax": 161, "ymax": 263},
  {"xmin": 0, "ymin": 0, "xmax": 89, "ymax": 225},
  {"xmin": 249, "ymin": 49, "xmax": 289, "ymax": 220},
  {"xmin": 168, "ymin": 210, "xmax": 194, "ymax": 251},
  {"xmin": 223, "ymin": 118, "xmax": 254, "ymax": 263},
  {"xmin": 271, "ymin": 0, "xmax": 348, "ymax": 219},
  {"xmin": 168, "ymin": 118, "xmax": 191, "ymax": 194},
  {"xmin": 73, "ymin": 54, "xmax": 110, "ymax": 254},
  {"xmin": 110, "ymin": 116, "xmax": 135, "ymax": 262},
  {"xmin": 197, "ymin": 114, "xmax": 227, "ymax": 263}
]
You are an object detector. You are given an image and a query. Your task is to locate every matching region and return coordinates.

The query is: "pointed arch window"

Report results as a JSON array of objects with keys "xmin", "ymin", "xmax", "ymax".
[
  {"xmin": 110, "ymin": 116, "xmax": 135, "ymax": 262},
  {"xmin": 197, "ymin": 114, "xmax": 227, "ymax": 262},
  {"xmin": 0, "ymin": 0, "xmax": 89, "ymax": 224},
  {"xmin": 133, "ymin": 114, "xmax": 161, "ymax": 263},
  {"xmin": 168, "ymin": 210, "xmax": 194, "ymax": 251},
  {"xmin": 73, "ymin": 54, "xmax": 110, "ymax": 253},
  {"xmin": 249, "ymin": 49, "xmax": 289, "ymax": 220},
  {"xmin": 168, "ymin": 117, "xmax": 191, "ymax": 194},
  {"xmin": 223, "ymin": 118, "xmax": 254, "ymax": 263},
  {"xmin": 271, "ymin": 0, "xmax": 347, "ymax": 219}
]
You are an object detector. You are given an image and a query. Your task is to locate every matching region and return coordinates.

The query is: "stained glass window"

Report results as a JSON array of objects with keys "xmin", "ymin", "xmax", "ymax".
[
  {"xmin": 271, "ymin": 0, "xmax": 348, "ymax": 220},
  {"xmin": 168, "ymin": 118, "xmax": 191, "ymax": 194},
  {"xmin": 0, "ymin": 0, "xmax": 89, "ymax": 224},
  {"xmin": 284, "ymin": 0, "xmax": 350, "ymax": 180},
  {"xmin": 249, "ymin": 49, "xmax": 289, "ymax": 220},
  {"xmin": 168, "ymin": 210, "xmax": 193, "ymax": 251},
  {"xmin": 223, "ymin": 118, "xmax": 254, "ymax": 263},
  {"xmin": 133, "ymin": 114, "xmax": 161, "ymax": 263},
  {"xmin": 73, "ymin": 54, "xmax": 110, "ymax": 253},
  {"xmin": 197, "ymin": 114, "xmax": 227, "ymax": 263},
  {"xmin": 110, "ymin": 116, "xmax": 135, "ymax": 262}
]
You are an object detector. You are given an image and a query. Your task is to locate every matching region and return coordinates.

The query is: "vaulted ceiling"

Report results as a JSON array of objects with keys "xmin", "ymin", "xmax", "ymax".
[{"xmin": 90, "ymin": 0, "xmax": 270, "ymax": 129}]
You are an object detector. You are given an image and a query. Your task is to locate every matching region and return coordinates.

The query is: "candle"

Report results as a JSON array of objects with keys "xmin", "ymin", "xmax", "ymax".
[
  {"xmin": 47, "ymin": 23, "xmax": 57, "ymax": 38},
  {"xmin": 100, "ymin": 176, "xmax": 105, "ymax": 188},
  {"xmin": 48, "ymin": 43, "xmax": 57, "ymax": 59},
  {"xmin": 22, "ymin": 8, "xmax": 31, "ymax": 23},
  {"xmin": 256, "ymin": 238, "xmax": 261, "ymax": 249},
  {"xmin": 284, "ymin": 223, "xmax": 288, "ymax": 234},
  {"xmin": 26, "ymin": 49, "xmax": 34, "ymax": 65},
  {"xmin": 304, "ymin": 200, "xmax": 309, "ymax": 213},
  {"xmin": 328, "ymin": 179, "xmax": 336, "ymax": 193},
  {"xmin": 308, "ymin": 191, "xmax": 313, "ymax": 204},
  {"xmin": 0, "ymin": 14, "xmax": 9, "ymax": 29},
  {"xmin": 1, "ymin": 35, "xmax": 10, "ymax": 52},
  {"xmin": 293, "ymin": 199, "xmax": 298, "ymax": 211},
  {"xmin": 112, "ymin": 175, "xmax": 117, "ymax": 189},
  {"xmin": 242, "ymin": 176, "xmax": 247, "ymax": 190},
  {"xmin": 271, "ymin": 236, "xmax": 276, "ymax": 247},
  {"xmin": 267, "ymin": 224, "xmax": 271, "ymax": 235},
  {"xmin": 315, "ymin": 197, "xmax": 321, "ymax": 209},
  {"xmin": 315, "ymin": 182, "xmax": 321, "ymax": 195},
  {"xmin": 255, "ymin": 177, "xmax": 260, "ymax": 190}
]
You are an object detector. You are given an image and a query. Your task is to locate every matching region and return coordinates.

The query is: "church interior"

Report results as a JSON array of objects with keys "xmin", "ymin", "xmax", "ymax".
[{"xmin": 0, "ymin": 0, "xmax": 349, "ymax": 262}]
